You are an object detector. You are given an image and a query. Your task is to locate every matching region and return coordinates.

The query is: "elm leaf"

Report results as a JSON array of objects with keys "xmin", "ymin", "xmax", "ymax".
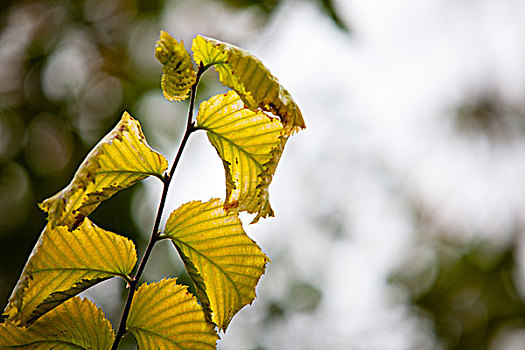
[
  {"xmin": 164, "ymin": 199, "xmax": 270, "ymax": 331},
  {"xmin": 39, "ymin": 111, "xmax": 168, "ymax": 229},
  {"xmin": 192, "ymin": 35, "xmax": 305, "ymax": 134},
  {"xmin": 196, "ymin": 91, "xmax": 285, "ymax": 222},
  {"xmin": 127, "ymin": 279, "xmax": 218, "ymax": 349},
  {"xmin": 155, "ymin": 31, "xmax": 196, "ymax": 102},
  {"xmin": 3, "ymin": 218, "xmax": 136, "ymax": 325},
  {"xmin": 0, "ymin": 297, "xmax": 114, "ymax": 349}
]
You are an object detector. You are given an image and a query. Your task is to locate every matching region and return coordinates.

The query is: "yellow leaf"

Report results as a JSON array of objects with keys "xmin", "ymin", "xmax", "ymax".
[
  {"xmin": 192, "ymin": 35, "xmax": 305, "ymax": 134},
  {"xmin": 3, "ymin": 218, "xmax": 136, "ymax": 325},
  {"xmin": 155, "ymin": 31, "xmax": 196, "ymax": 102},
  {"xmin": 127, "ymin": 279, "xmax": 218, "ymax": 349},
  {"xmin": 164, "ymin": 199, "xmax": 270, "ymax": 331},
  {"xmin": 39, "ymin": 111, "xmax": 168, "ymax": 229},
  {"xmin": 0, "ymin": 296, "xmax": 114, "ymax": 349},
  {"xmin": 196, "ymin": 91, "xmax": 285, "ymax": 222}
]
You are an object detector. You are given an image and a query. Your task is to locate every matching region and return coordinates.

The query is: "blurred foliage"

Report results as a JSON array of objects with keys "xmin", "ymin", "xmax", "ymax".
[
  {"xmin": 0, "ymin": 0, "xmax": 347, "ymax": 316},
  {"xmin": 216, "ymin": 0, "xmax": 350, "ymax": 32},
  {"xmin": 0, "ymin": 0, "xmax": 157, "ymax": 309},
  {"xmin": 392, "ymin": 237, "xmax": 525, "ymax": 349},
  {"xmin": 455, "ymin": 90, "xmax": 525, "ymax": 141},
  {"xmin": 214, "ymin": 0, "xmax": 279, "ymax": 13},
  {"xmin": 392, "ymin": 82, "xmax": 525, "ymax": 349},
  {"xmin": 264, "ymin": 280, "xmax": 322, "ymax": 322}
]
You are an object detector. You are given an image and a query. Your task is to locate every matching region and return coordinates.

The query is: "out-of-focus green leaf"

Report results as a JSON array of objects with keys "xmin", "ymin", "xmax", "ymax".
[
  {"xmin": 318, "ymin": 0, "xmax": 351, "ymax": 32},
  {"xmin": 155, "ymin": 31, "xmax": 196, "ymax": 102},
  {"xmin": 196, "ymin": 91, "xmax": 285, "ymax": 222},
  {"xmin": 192, "ymin": 35, "xmax": 305, "ymax": 134},
  {"xmin": 392, "ymin": 241, "xmax": 525, "ymax": 349},
  {"xmin": 127, "ymin": 279, "xmax": 218, "ymax": 349},
  {"xmin": 39, "ymin": 111, "xmax": 168, "ymax": 229},
  {"xmin": 164, "ymin": 199, "xmax": 270, "ymax": 331},
  {"xmin": 0, "ymin": 296, "xmax": 114, "ymax": 349},
  {"xmin": 3, "ymin": 218, "xmax": 136, "ymax": 325}
]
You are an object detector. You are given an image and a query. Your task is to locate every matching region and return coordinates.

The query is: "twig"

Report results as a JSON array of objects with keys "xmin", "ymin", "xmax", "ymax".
[{"xmin": 111, "ymin": 64, "xmax": 206, "ymax": 349}]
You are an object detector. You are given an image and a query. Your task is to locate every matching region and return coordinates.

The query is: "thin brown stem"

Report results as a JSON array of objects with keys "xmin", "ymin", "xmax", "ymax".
[{"xmin": 111, "ymin": 64, "xmax": 206, "ymax": 349}]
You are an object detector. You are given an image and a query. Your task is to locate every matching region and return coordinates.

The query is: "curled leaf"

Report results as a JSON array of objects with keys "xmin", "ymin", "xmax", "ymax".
[
  {"xmin": 164, "ymin": 199, "xmax": 270, "ymax": 331},
  {"xmin": 196, "ymin": 91, "xmax": 285, "ymax": 222},
  {"xmin": 192, "ymin": 35, "xmax": 305, "ymax": 134},
  {"xmin": 155, "ymin": 30, "xmax": 196, "ymax": 102},
  {"xmin": 39, "ymin": 111, "xmax": 168, "ymax": 229},
  {"xmin": 3, "ymin": 218, "xmax": 136, "ymax": 325},
  {"xmin": 127, "ymin": 279, "xmax": 218, "ymax": 349}
]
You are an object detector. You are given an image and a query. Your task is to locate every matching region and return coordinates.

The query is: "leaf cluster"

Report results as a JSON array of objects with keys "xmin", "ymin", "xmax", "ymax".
[{"xmin": 1, "ymin": 31, "xmax": 304, "ymax": 349}]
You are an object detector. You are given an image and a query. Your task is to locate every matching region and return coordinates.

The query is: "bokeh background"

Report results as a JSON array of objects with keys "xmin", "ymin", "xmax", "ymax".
[{"xmin": 1, "ymin": 0, "xmax": 525, "ymax": 349}]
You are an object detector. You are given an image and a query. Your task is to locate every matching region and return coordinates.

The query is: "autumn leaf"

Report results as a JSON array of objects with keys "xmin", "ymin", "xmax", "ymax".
[
  {"xmin": 127, "ymin": 279, "xmax": 218, "ymax": 349},
  {"xmin": 196, "ymin": 90, "xmax": 285, "ymax": 222},
  {"xmin": 39, "ymin": 111, "xmax": 168, "ymax": 229},
  {"xmin": 155, "ymin": 31, "xmax": 196, "ymax": 102},
  {"xmin": 3, "ymin": 218, "xmax": 136, "ymax": 325},
  {"xmin": 0, "ymin": 297, "xmax": 114, "ymax": 349},
  {"xmin": 164, "ymin": 199, "xmax": 269, "ymax": 331},
  {"xmin": 192, "ymin": 35, "xmax": 305, "ymax": 134}
]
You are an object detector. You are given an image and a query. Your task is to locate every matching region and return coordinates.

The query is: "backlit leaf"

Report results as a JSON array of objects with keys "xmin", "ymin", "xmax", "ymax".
[
  {"xmin": 164, "ymin": 199, "xmax": 270, "ymax": 331},
  {"xmin": 39, "ymin": 111, "xmax": 168, "ymax": 229},
  {"xmin": 155, "ymin": 31, "xmax": 196, "ymax": 102},
  {"xmin": 192, "ymin": 35, "xmax": 305, "ymax": 134},
  {"xmin": 196, "ymin": 91, "xmax": 285, "ymax": 223},
  {"xmin": 3, "ymin": 218, "xmax": 136, "ymax": 325},
  {"xmin": 127, "ymin": 279, "xmax": 218, "ymax": 349},
  {"xmin": 0, "ymin": 296, "xmax": 114, "ymax": 349}
]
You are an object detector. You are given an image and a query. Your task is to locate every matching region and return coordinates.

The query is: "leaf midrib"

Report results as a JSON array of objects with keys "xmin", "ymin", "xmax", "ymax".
[
  {"xmin": 32, "ymin": 267, "xmax": 126, "ymax": 278},
  {"xmin": 196, "ymin": 128, "xmax": 264, "ymax": 171},
  {"xmin": 169, "ymin": 237, "xmax": 243, "ymax": 301}
]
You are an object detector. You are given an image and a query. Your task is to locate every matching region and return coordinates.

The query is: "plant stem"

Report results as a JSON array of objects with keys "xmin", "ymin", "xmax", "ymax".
[{"xmin": 111, "ymin": 64, "xmax": 206, "ymax": 349}]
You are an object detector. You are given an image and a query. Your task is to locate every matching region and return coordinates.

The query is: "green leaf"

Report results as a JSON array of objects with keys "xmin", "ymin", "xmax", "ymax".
[
  {"xmin": 192, "ymin": 35, "xmax": 305, "ymax": 134},
  {"xmin": 155, "ymin": 31, "xmax": 196, "ymax": 102},
  {"xmin": 39, "ymin": 111, "xmax": 168, "ymax": 229},
  {"xmin": 0, "ymin": 296, "xmax": 114, "ymax": 349},
  {"xmin": 164, "ymin": 199, "xmax": 270, "ymax": 331},
  {"xmin": 127, "ymin": 279, "xmax": 218, "ymax": 349},
  {"xmin": 196, "ymin": 90, "xmax": 285, "ymax": 223},
  {"xmin": 3, "ymin": 218, "xmax": 136, "ymax": 325}
]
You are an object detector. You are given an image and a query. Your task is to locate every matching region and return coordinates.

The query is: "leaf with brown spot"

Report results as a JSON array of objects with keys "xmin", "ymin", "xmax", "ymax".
[
  {"xmin": 39, "ymin": 111, "xmax": 168, "ymax": 229},
  {"xmin": 192, "ymin": 35, "xmax": 305, "ymax": 134},
  {"xmin": 196, "ymin": 91, "xmax": 285, "ymax": 222},
  {"xmin": 155, "ymin": 31, "xmax": 196, "ymax": 102}
]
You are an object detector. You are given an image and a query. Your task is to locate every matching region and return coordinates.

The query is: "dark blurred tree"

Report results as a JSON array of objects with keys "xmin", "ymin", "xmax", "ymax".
[
  {"xmin": 0, "ymin": 0, "xmax": 170, "ymax": 309},
  {"xmin": 455, "ymin": 90, "xmax": 525, "ymax": 141},
  {"xmin": 391, "ymin": 202, "xmax": 525, "ymax": 350}
]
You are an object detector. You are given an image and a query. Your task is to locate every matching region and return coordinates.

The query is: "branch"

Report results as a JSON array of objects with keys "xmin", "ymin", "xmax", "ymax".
[{"xmin": 111, "ymin": 64, "xmax": 206, "ymax": 349}]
